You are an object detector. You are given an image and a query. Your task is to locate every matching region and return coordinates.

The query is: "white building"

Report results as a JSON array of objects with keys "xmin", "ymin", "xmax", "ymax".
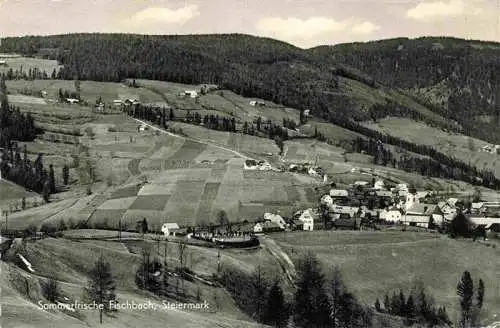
[
  {"xmin": 380, "ymin": 208, "xmax": 403, "ymax": 222},
  {"xmin": 184, "ymin": 90, "xmax": 198, "ymax": 98},
  {"xmin": 161, "ymin": 223, "xmax": 180, "ymax": 236},
  {"xmin": 374, "ymin": 180, "xmax": 385, "ymax": 190},
  {"xmin": 397, "ymin": 183, "xmax": 408, "ymax": 192},
  {"xmin": 253, "ymin": 222, "xmax": 264, "ymax": 233},
  {"xmin": 353, "ymin": 181, "xmax": 369, "ymax": 187},
  {"xmin": 297, "ymin": 209, "xmax": 315, "ymax": 231},
  {"xmin": 405, "ymin": 192, "xmax": 419, "ymax": 211}
]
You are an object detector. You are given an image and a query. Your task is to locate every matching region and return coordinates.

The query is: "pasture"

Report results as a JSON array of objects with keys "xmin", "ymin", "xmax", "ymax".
[{"xmin": 273, "ymin": 230, "xmax": 500, "ymax": 324}]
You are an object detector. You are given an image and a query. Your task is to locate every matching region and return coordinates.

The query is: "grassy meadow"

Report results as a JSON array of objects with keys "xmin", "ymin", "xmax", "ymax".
[{"xmin": 272, "ymin": 230, "xmax": 500, "ymax": 325}]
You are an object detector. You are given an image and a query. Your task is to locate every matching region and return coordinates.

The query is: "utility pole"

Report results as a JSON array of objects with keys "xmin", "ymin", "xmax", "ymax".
[{"xmin": 164, "ymin": 236, "xmax": 168, "ymax": 268}]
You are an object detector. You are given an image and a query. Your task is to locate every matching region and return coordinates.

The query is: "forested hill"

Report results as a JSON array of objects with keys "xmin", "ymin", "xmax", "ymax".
[
  {"xmin": 311, "ymin": 37, "xmax": 500, "ymax": 141},
  {"xmin": 1, "ymin": 34, "xmax": 499, "ymax": 141}
]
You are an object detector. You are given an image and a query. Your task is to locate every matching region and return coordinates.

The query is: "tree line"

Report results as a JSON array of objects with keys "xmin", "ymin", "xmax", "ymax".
[{"xmin": 0, "ymin": 77, "xmax": 40, "ymax": 148}]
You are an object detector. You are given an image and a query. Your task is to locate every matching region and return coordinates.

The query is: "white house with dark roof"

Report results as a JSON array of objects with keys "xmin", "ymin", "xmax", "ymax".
[
  {"xmin": 162, "ymin": 222, "xmax": 180, "ymax": 236},
  {"xmin": 296, "ymin": 208, "xmax": 315, "ymax": 231}
]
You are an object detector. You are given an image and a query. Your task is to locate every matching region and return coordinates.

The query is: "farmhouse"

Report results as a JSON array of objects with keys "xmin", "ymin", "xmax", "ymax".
[
  {"xmin": 296, "ymin": 208, "xmax": 315, "ymax": 231},
  {"xmin": 0, "ymin": 60, "xmax": 6, "ymax": 66},
  {"xmin": 330, "ymin": 205, "xmax": 359, "ymax": 218},
  {"xmin": 353, "ymin": 181, "xmax": 369, "ymax": 187},
  {"xmin": 113, "ymin": 99, "xmax": 124, "ymax": 106},
  {"xmin": 161, "ymin": 223, "xmax": 180, "ymax": 236},
  {"xmin": 403, "ymin": 204, "xmax": 440, "ymax": 228}
]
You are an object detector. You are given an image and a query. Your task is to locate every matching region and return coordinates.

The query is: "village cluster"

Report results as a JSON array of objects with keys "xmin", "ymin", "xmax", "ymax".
[{"xmin": 159, "ymin": 178, "xmax": 500, "ymax": 246}]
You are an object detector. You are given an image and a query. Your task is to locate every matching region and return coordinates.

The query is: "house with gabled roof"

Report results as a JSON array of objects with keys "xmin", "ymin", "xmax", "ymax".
[{"xmin": 403, "ymin": 204, "xmax": 442, "ymax": 228}]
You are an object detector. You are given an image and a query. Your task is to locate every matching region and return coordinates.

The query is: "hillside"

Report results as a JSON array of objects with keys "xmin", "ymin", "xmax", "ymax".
[
  {"xmin": 312, "ymin": 37, "xmax": 500, "ymax": 142},
  {"xmin": 0, "ymin": 33, "xmax": 460, "ymax": 130}
]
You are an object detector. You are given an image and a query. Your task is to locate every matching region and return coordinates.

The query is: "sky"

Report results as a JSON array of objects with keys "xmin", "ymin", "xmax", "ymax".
[{"xmin": 0, "ymin": 0, "xmax": 499, "ymax": 48}]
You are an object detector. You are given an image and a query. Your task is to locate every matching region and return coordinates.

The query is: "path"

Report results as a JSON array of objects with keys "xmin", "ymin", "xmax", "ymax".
[
  {"xmin": 260, "ymin": 236, "xmax": 296, "ymax": 286},
  {"xmin": 132, "ymin": 118, "xmax": 254, "ymax": 161}
]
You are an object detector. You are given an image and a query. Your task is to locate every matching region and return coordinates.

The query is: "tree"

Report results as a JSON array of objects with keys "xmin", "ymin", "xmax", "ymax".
[
  {"xmin": 140, "ymin": 218, "xmax": 148, "ymax": 234},
  {"xmin": 218, "ymin": 210, "xmax": 227, "ymax": 230},
  {"xmin": 135, "ymin": 246, "xmax": 163, "ymax": 294},
  {"xmin": 398, "ymin": 289, "xmax": 406, "ymax": 316},
  {"xmin": 49, "ymin": 164, "xmax": 56, "ymax": 193},
  {"xmin": 62, "ymin": 164, "xmax": 69, "ymax": 185},
  {"xmin": 449, "ymin": 212, "xmax": 471, "ymax": 238},
  {"xmin": 457, "ymin": 271, "xmax": 474, "ymax": 327},
  {"xmin": 293, "ymin": 254, "xmax": 330, "ymax": 328},
  {"xmin": 383, "ymin": 294, "xmax": 390, "ymax": 312},
  {"xmin": 85, "ymin": 255, "xmax": 117, "ymax": 324},
  {"xmin": 41, "ymin": 278, "xmax": 60, "ymax": 303},
  {"xmin": 374, "ymin": 298, "xmax": 381, "ymax": 312},
  {"xmin": 406, "ymin": 294, "xmax": 416, "ymax": 321},
  {"xmin": 57, "ymin": 219, "xmax": 67, "ymax": 231},
  {"xmin": 274, "ymin": 136, "xmax": 284, "ymax": 155},
  {"xmin": 252, "ymin": 265, "xmax": 270, "ymax": 322},
  {"xmin": 476, "ymin": 279, "xmax": 484, "ymax": 309},
  {"xmin": 42, "ymin": 180, "xmax": 50, "ymax": 203},
  {"xmin": 472, "ymin": 188, "xmax": 482, "ymax": 202}
]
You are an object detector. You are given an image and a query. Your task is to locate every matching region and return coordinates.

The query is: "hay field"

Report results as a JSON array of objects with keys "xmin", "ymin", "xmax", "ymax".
[{"xmin": 273, "ymin": 231, "xmax": 500, "ymax": 324}]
